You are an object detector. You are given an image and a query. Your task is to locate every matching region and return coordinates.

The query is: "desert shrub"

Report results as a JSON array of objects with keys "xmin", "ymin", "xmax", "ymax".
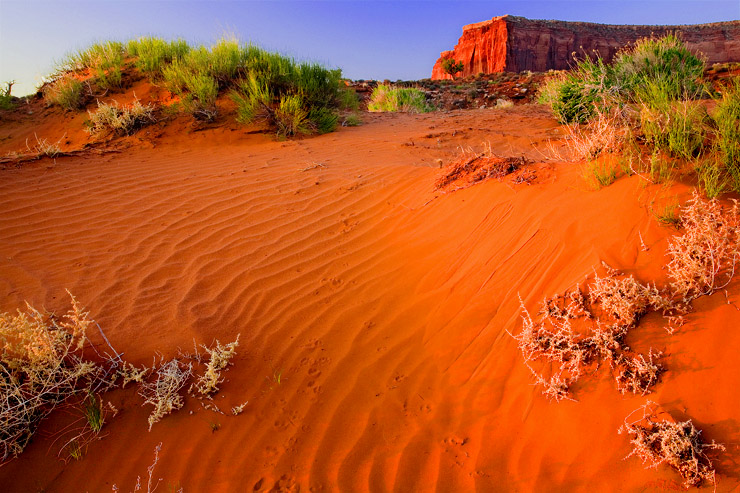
[
  {"xmin": 583, "ymin": 159, "xmax": 618, "ymax": 189},
  {"xmin": 139, "ymin": 358, "xmax": 192, "ymax": 431},
  {"xmin": 342, "ymin": 114, "xmax": 362, "ymax": 127},
  {"xmin": 182, "ymin": 72, "xmax": 218, "ymax": 120},
  {"xmin": 191, "ymin": 336, "xmax": 239, "ymax": 397},
  {"xmin": 666, "ymin": 191, "xmax": 740, "ymax": 302},
  {"xmin": 695, "ymin": 158, "xmax": 727, "ymax": 198},
  {"xmin": 86, "ymin": 99, "xmax": 156, "ymax": 136},
  {"xmin": 0, "ymin": 294, "xmax": 110, "ymax": 462},
  {"xmin": 207, "ymin": 38, "xmax": 245, "ymax": 83},
  {"xmin": 638, "ymin": 84, "xmax": 709, "ymax": 160},
  {"xmin": 620, "ymin": 402, "xmax": 724, "ymax": 488},
  {"xmin": 367, "ymin": 84, "xmax": 431, "ymax": 113},
  {"xmin": 612, "ymin": 33, "xmax": 705, "ymax": 101},
  {"xmin": 338, "ymin": 87, "xmax": 360, "ymax": 111},
  {"xmin": 0, "ymin": 81, "xmax": 14, "ymax": 110},
  {"xmin": 441, "ymin": 58, "xmax": 464, "ymax": 78},
  {"xmin": 44, "ymin": 76, "xmax": 84, "ymax": 110},
  {"xmin": 275, "ymin": 93, "xmax": 308, "ymax": 136},
  {"xmin": 126, "ymin": 37, "xmax": 190, "ymax": 75},
  {"xmin": 231, "ymin": 50, "xmax": 342, "ymax": 135},
  {"xmin": 714, "ymin": 79, "xmax": 740, "ymax": 190},
  {"xmin": 590, "ymin": 273, "xmax": 669, "ymax": 328}
]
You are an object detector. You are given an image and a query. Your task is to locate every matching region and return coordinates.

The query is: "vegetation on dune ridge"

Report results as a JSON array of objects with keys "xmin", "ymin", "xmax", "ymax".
[
  {"xmin": 42, "ymin": 36, "xmax": 351, "ymax": 136},
  {"xmin": 539, "ymin": 33, "xmax": 740, "ymax": 198}
]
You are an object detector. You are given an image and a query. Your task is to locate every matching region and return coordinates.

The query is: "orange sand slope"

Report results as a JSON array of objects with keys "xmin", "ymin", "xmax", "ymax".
[{"xmin": 1, "ymin": 107, "xmax": 739, "ymax": 492}]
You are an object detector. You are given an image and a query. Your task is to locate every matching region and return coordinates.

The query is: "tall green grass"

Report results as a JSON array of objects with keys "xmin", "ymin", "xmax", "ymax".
[
  {"xmin": 367, "ymin": 84, "xmax": 432, "ymax": 113},
  {"xmin": 714, "ymin": 80, "xmax": 740, "ymax": 191},
  {"xmin": 126, "ymin": 37, "xmax": 190, "ymax": 75}
]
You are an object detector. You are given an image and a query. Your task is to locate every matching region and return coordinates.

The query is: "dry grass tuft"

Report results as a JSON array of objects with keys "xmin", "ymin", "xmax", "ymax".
[
  {"xmin": 191, "ymin": 335, "xmax": 240, "ymax": 397},
  {"xmin": 0, "ymin": 293, "xmax": 108, "ymax": 462},
  {"xmin": 139, "ymin": 358, "xmax": 192, "ymax": 431},
  {"xmin": 667, "ymin": 191, "xmax": 740, "ymax": 302},
  {"xmin": 87, "ymin": 99, "xmax": 156, "ymax": 136},
  {"xmin": 436, "ymin": 145, "xmax": 528, "ymax": 191},
  {"xmin": 620, "ymin": 402, "xmax": 725, "ymax": 488}
]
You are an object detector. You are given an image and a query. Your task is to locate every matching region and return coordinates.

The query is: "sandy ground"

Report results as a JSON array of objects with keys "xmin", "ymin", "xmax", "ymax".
[{"xmin": 1, "ymin": 105, "xmax": 739, "ymax": 492}]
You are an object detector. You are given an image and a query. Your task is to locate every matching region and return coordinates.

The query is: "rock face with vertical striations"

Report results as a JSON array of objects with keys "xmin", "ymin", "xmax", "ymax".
[{"xmin": 432, "ymin": 15, "xmax": 740, "ymax": 79}]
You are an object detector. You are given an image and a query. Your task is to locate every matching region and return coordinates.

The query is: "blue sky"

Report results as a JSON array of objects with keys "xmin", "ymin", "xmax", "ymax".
[{"xmin": 1, "ymin": 0, "xmax": 739, "ymax": 96}]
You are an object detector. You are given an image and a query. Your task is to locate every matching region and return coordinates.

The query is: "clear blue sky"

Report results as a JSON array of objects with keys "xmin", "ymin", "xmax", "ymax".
[{"xmin": 1, "ymin": 0, "xmax": 739, "ymax": 96}]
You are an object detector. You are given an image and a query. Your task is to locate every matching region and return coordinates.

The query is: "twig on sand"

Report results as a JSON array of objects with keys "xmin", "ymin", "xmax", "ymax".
[{"xmin": 299, "ymin": 162, "xmax": 325, "ymax": 171}]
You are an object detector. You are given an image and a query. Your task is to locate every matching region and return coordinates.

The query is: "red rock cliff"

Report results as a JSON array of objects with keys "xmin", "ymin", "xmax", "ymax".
[{"xmin": 432, "ymin": 15, "xmax": 740, "ymax": 79}]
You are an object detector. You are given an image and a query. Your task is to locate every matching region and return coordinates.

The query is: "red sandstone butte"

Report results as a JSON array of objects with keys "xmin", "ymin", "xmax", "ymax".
[{"xmin": 432, "ymin": 15, "xmax": 740, "ymax": 79}]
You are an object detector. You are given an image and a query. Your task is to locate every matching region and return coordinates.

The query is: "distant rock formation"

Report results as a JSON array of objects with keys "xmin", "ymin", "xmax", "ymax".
[{"xmin": 432, "ymin": 15, "xmax": 740, "ymax": 79}]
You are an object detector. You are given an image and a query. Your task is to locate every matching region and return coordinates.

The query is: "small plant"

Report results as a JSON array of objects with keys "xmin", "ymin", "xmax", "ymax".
[
  {"xmin": 666, "ymin": 191, "xmax": 740, "ymax": 302},
  {"xmin": 441, "ymin": 58, "xmax": 464, "ymax": 79},
  {"xmin": 83, "ymin": 392, "xmax": 105, "ymax": 432},
  {"xmin": 342, "ymin": 114, "xmax": 361, "ymax": 127},
  {"xmin": 620, "ymin": 402, "xmax": 724, "ymax": 488},
  {"xmin": 639, "ymin": 90, "xmax": 708, "ymax": 160},
  {"xmin": 191, "ymin": 335, "xmax": 239, "ymax": 397},
  {"xmin": 653, "ymin": 201, "xmax": 681, "ymax": 227},
  {"xmin": 0, "ymin": 81, "xmax": 14, "ymax": 110},
  {"xmin": 126, "ymin": 37, "xmax": 190, "ymax": 76},
  {"xmin": 583, "ymin": 159, "xmax": 617, "ymax": 189},
  {"xmin": 182, "ymin": 72, "xmax": 218, "ymax": 121},
  {"xmin": 275, "ymin": 94, "xmax": 308, "ymax": 136},
  {"xmin": 695, "ymin": 158, "xmax": 727, "ymax": 198},
  {"xmin": 368, "ymin": 84, "xmax": 432, "ymax": 113},
  {"xmin": 26, "ymin": 134, "xmax": 63, "ymax": 158},
  {"xmin": 86, "ymin": 99, "xmax": 156, "ymax": 136},
  {"xmin": 139, "ymin": 358, "xmax": 192, "ymax": 431},
  {"xmin": 43, "ymin": 76, "xmax": 84, "ymax": 110}
]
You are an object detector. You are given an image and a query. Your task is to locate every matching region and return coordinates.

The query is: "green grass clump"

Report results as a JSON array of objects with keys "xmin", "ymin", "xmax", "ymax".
[
  {"xmin": 714, "ymin": 80, "xmax": 740, "ymax": 190},
  {"xmin": 231, "ymin": 47, "xmax": 342, "ymax": 136},
  {"xmin": 367, "ymin": 84, "xmax": 432, "ymax": 113},
  {"xmin": 0, "ymin": 81, "xmax": 14, "ymax": 110},
  {"xmin": 612, "ymin": 33, "xmax": 705, "ymax": 101},
  {"xmin": 126, "ymin": 37, "xmax": 190, "ymax": 75},
  {"xmin": 44, "ymin": 76, "xmax": 84, "ymax": 110},
  {"xmin": 639, "ymin": 88, "xmax": 709, "ymax": 160},
  {"xmin": 83, "ymin": 392, "xmax": 104, "ymax": 432},
  {"xmin": 60, "ymin": 41, "xmax": 125, "ymax": 90},
  {"xmin": 696, "ymin": 158, "xmax": 727, "ymax": 198}
]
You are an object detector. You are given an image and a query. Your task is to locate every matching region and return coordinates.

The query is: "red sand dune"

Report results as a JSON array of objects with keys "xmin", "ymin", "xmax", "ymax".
[{"xmin": 1, "ymin": 104, "xmax": 739, "ymax": 491}]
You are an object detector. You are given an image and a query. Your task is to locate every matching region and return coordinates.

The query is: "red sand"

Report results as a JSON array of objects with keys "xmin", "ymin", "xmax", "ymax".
[{"xmin": 1, "ymin": 103, "xmax": 739, "ymax": 492}]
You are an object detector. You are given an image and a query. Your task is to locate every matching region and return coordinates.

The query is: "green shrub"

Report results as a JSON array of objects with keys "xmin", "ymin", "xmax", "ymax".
[
  {"xmin": 639, "ymin": 89, "xmax": 708, "ymax": 160},
  {"xmin": 231, "ymin": 74, "xmax": 272, "ymax": 124},
  {"xmin": 696, "ymin": 158, "xmax": 727, "ymax": 198},
  {"xmin": 714, "ymin": 80, "xmax": 740, "ymax": 190},
  {"xmin": 126, "ymin": 37, "xmax": 190, "ymax": 75},
  {"xmin": 44, "ymin": 76, "xmax": 84, "ymax": 110},
  {"xmin": 308, "ymin": 107, "xmax": 338, "ymax": 134},
  {"xmin": 275, "ymin": 93, "xmax": 308, "ymax": 136},
  {"xmin": 182, "ymin": 72, "xmax": 218, "ymax": 120},
  {"xmin": 86, "ymin": 99, "xmax": 156, "ymax": 136},
  {"xmin": 612, "ymin": 33, "xmax": 705, "ymax": 101},
  {"xmin": 338, "ymin": 87, "xmax": 360, "ymax": 111},
  {"xmin": 0, "ymin": 81, "xmax": 14, "ymax": 110},
  {"xmin": 367, "ymin": 84, "xmax": 431, "ymax": 113}
]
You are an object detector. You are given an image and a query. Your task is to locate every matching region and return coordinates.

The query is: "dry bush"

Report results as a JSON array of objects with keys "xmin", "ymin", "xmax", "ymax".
[
  {"xmin": 562, "ymin": 106, "xmax": 629, "ymax": 161},
  {"xmin": 515, "ymin": 276, "xmax": 667, "ymax": 401},
  {"xmin": 139, "ymin": 358, "xmax": 192, "ymax": 431},
  {"xmin": 436, "ymin": 145, "xmax": 527, "ymax": 191},
  {"xmin": 87, "ymin": 99, "xmax": 156, "ymax": 136},
  {"xmin": 613, "ymin": 350, "xmax": 663, "ymax": 395},
  {"xmin": 667, "ymin": 191, "xmax": 740, "ymax": 302},
  {"xmin": 590, "ymin": 272, "xmax": 670, "ymax": 328},
  {"xmin": 191, "ymin": 335, "xmax": 240, "ymax": 397},
  {"xmin": 112, "ymin": 442, "xmax": 183, "ymax": 493},
  {"xmin": 620, "ymin": 402, "xmax": 724, "ymax": 488},
  {"xmin": 0, "ymin": 293, "xmax": 109, "ymax": 462}
]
